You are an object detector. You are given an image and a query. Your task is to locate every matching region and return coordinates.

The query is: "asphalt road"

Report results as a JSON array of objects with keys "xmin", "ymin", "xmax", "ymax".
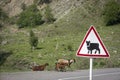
[{"xmin": 0, "ymin": 68, "xmax": 120, "ymax": 80}]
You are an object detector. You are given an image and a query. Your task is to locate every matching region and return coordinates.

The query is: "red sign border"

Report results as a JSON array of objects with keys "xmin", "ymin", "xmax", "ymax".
[{"xmin": 76, "ymin": 26, "xmax": 110, "ymax": 58}]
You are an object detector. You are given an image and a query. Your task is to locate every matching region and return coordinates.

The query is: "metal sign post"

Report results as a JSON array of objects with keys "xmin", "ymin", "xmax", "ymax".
[{"xmin": 89, "ymin": 58, "xmax": 93, "ymax": 80}]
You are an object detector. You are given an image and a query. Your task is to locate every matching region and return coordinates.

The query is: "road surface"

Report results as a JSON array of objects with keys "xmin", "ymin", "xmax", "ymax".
[{"xmin": 0, "ymin": 68, "xmax": 120, "ymax": 80}]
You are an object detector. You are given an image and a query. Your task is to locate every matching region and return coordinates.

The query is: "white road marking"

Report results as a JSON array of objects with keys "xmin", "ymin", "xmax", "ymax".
[{"xmin": 58, "ymin": 72, "xmax": 120, "ymax": 80}]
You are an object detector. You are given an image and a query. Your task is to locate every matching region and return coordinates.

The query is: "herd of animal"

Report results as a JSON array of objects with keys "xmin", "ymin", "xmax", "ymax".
[
  {"xmin": 30, "ymin": 40, "xmax": 100, "ymax": 72},
  {"xmin": 31, "ymin": 59, "xmax": 76, "ymax": 72}
]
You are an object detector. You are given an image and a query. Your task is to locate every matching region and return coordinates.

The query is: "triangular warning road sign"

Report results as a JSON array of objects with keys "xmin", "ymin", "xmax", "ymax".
[{"xmin": 76, "ymin": 26, "xmax": 110, "ymax": 58}]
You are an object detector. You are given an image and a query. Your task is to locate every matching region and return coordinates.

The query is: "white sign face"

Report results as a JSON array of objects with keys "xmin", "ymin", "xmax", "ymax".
[{"xmin": 76, "ymin": 26, "xmax": 110, "ymax": 58}]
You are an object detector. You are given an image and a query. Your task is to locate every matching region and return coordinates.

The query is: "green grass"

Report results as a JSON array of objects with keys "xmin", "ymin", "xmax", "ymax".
[
  {"xmin": 1, "ymin": 24, "xmax": 120, "ymax": 72},
  {"xmin": 0, "ymin": 1, "xmax": 120, "ymax": 72}
]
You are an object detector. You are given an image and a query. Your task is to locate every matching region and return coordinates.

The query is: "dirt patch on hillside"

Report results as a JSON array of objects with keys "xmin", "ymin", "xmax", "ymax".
[{"xmin": 1, "ymin": 0, "xmax": 34, "ymax": 17}]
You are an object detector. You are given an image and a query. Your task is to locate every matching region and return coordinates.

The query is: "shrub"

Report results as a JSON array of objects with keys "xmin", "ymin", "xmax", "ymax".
[
  {"xmin": 36, "ymin": 0, "xmax": 51, "ymax": 5},
  {"xmin": 0, "ymin": 7, "xmax": 8, "ymax": 21},
  {"xmin": 17, "ymin": 4, "xmax": 43, "ymax": 28},
  {"xmin": 0, "ymin": 35, "xmax": 2, "ymax": 44},
  {"xmin": 41, "ymin": 0, "xmax": 51, "ymax": 4},
  {"xmin": 0, "ymin": 7, "xmax": 9, "ymax": 26},
  {"xmin": 43, "ymin": 5, "xmax": 55, "ymax": 23},
  {"xmin": 0, "ymin": 23, "xmax": 3, "ymax": 28},
  {"xmin": 67, "ymin": 44, "xmax": 73, "ymax": 51},
  {"xmin": 21, "ymin": 3, "xmax": 26, "ymax": 11},
  {"xmin": 8, "ymin": 15, "xmax": 19, "ymax": 24},
  {"xmin": 103, "ymin": 1, "xmax": 120, "ymax": 26},
  {"xmin": 29, "ymin": 30, "xmax": 38, "ymax": 50}
]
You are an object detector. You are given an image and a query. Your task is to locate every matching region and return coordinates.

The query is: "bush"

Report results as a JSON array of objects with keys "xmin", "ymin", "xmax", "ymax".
[
  {"xmin": 8, "ymin": 15, "xmax": 19, "ymax": 24},
  {"xmin": 0, "ymin": 50, "xmax": 13, "ymax": 66},
  {"xmin": 0, "ymin": 7, "xmax": 8, "ymax": 21},
  {"xmin": 43, "ymin": 5, "xmax": 55, "ymax": 23},
  {"xmin": 67, "ymin": 44, "xmax": 73, "ymax": 51},
  {"xmin": 17, "ymin": 4, "xmax": 43, "ymax": 28},
  {"xmin": 36, "ymin": 0, "xmax": 51, "ymax": 5},
  {"xmin": 103, "ymin": 1, "xmax": 120, "ymax": 26},
  {"xmin": 0, "ymin": 7, "xmax": 9, "ymax": 26},
  {"xmin": 21, "ymin": 3, "xmax": 26, "ymax": 11},
  {"xmin": 41, "ymin": 0, "xmax": 51, "ymax": 4},
  {"xmin": 0, "ymin": 35, "xmax": 2, "ymax": 44},
  {"xmin": 0, "ymin": 23, "xmax": 3, "ymax": 28},
  {"xmin": 29, "ymin": 30, "xmax": 38, "ymax": 50}
]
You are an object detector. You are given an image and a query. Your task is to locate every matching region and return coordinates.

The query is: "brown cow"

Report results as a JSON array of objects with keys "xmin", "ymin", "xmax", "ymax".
[
  {"xmin": 55, "ymin": 63, "xmax": 66, "ymax": 72},
  {"xmin": 55, "ymin": 59, "xmax": 76, "ymax": 71},
  {"xmin": 32, "ymin": 63, "xmax": 49, "ymax": 71},
  {"xmin": 57, "ymin": 59, "xmax": 75, "ymax": 67}
]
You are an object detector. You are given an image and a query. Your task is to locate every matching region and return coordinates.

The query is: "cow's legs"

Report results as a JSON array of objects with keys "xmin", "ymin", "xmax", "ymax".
[
  {"xmin": 88, "ymin": 50, "xmax": 90, "ymax": 54},
  {"xmin": 90, "ymin": 50, "xmax": 92, "ymax": 54},
  {"xmin": 95, "ymin": 50, "xmax": 97, "ymax": 54},
  {"xmin": 98, "ymin": 48, "xmax": 100, "ymax": 54}
]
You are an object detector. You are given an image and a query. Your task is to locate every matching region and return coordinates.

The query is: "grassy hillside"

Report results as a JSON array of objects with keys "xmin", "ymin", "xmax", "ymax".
[{"xmin": 0, "ymin": 0, "xmax": 120, "ymax": 72}]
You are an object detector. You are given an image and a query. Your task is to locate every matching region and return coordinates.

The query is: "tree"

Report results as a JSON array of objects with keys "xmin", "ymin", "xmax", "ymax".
[
  {"xmin": 17, "ymin": 4, "xmax": 43, "ymax": 28},
  {"xmin": 29, "ymin": 30, "xmax": 38, "ymax": 51},
  {"xmin": 103, "ymin": 1, "xmax": 120, "ymax": 26}
]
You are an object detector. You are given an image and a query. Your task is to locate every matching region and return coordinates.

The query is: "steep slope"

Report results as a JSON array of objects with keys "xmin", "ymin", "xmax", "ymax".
[
  {"xmin": 50, "ymin": 0, "xmax": 105, "ymax": 35},
  {"xmin": 50, "ymin": 0, "xmax": 106, "ymax": 19}
]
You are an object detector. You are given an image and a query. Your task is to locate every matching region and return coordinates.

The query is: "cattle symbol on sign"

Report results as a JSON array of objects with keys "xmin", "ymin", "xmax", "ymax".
[
  {"xmin": 86, "ymin": 41, "xmax": 100, "ymax": 54},
  {"xmin": 76, "ymin": 26, "xmax": 110, "ymax": 58}
]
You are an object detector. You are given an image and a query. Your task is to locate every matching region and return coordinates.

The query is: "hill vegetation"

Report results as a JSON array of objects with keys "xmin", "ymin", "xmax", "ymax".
[
  {"xmin": 0, "ymin": 0, "xmax": 120, "ymax": 72},
  {"xmin": 16, "ymin": 4, "xmax": 43, "ymax": 28},
  {"xmin": 103, "ymin": 0, "xmax": 120, "ymax": 26}
]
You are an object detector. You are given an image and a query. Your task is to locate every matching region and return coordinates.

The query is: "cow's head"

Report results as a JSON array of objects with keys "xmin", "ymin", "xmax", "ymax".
[{"xmin": 86, "ymin": 41, "xmax": 90, "ymax": 47}]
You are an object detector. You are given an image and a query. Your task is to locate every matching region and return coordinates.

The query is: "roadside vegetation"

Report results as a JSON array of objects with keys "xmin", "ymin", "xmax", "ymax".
[
  {"xmin": 103, "ymin": 0, "xmax": 120, "ymax": 26},
  {"xmin": 0, "ymin": 0, "xmax": 120, "ymax": 72}
]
